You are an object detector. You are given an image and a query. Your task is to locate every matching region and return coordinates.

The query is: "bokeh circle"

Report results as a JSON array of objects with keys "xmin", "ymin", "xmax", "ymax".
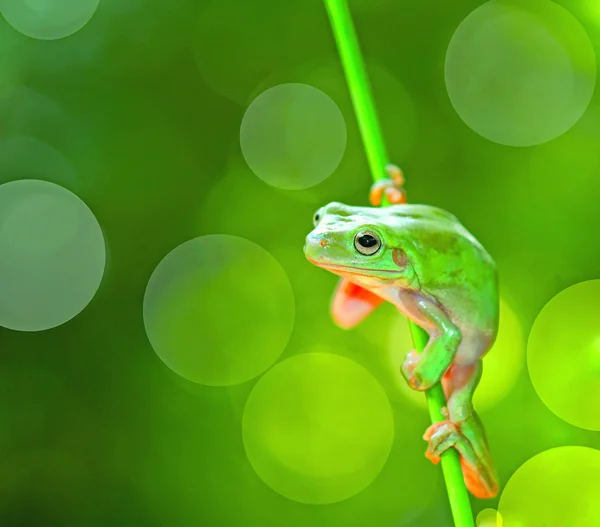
[
  {"xmin": 0, "ymin": 0, "xmax": 100, "ymax": 40},
  {"xmin": 240, "ymin": 83, "xmax": 347, "ymax": 190},
  {"xmin": 498, "ymin": 446, "xmax": 600, "ymax": 525},
  {"xmin": 143, "ymin": 235, "xmax": 295, "ymax": 387},
  {"xmin": 0, "ymin": 179, "xmax": 106, "ymax": 331},
  {"xmin": 528, "ymin": 280, "xmax": 600, "ymax": 431},
  {"xmin": 242, "ymin": 352, "xmax": 394, "ymax": 504},
  {"xmin": 445, "ymin": 0, "xmax": 596, "ymax": 146}
]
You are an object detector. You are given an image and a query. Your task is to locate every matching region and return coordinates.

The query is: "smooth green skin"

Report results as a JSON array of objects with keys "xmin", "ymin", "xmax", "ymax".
[{"xmin": 304, "ymin": 200, "xmax": 500, "ymax": 497}]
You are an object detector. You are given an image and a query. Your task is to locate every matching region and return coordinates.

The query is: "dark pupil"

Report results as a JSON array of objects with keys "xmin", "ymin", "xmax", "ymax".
[
  {"xmin": 358, "ymin": 235, "xmax": 377, "ymax": 248},
  {"xmin": 315, "ymin": 214, "xmax": 320, "ymax": 222}
]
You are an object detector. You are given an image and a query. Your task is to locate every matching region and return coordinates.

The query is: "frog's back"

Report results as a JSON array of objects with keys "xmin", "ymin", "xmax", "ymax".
[
  {"xmin": 383, "ymin": 204, "xmax": 480, "ymax": 257},
  {"xmin": 383, "ymin": 203, "xmax": 461, "ymax": 225},
  {"xmin": 386, "ymin": 203, "xmax": 499, "ymax": 335}
]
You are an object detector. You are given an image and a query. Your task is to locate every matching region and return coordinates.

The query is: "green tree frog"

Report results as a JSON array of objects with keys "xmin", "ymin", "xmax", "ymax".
[{"xmin": 304, "ymin": 165, "xmax": 499, "ymax": 499}]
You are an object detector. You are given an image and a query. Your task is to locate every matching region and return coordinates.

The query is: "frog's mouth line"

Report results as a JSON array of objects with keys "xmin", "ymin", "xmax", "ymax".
[{"xmin": 306, "ymin": 259, "xmax": 398, "ymax": 275}]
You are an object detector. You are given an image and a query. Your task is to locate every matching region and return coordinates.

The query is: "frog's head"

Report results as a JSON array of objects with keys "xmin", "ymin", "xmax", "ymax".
[{"xmin": 304, "ymin": 202, "xmax": 416, "ymax": 288}]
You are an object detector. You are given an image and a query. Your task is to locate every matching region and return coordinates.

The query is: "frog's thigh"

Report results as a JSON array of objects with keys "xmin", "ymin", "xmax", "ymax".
[
  {"xmin": 441, "ymin": 362, "xmax": 482, "ymax": 422},
  {"xmin": 331, "ymin": 277, "xmax": 384, "ymax": 329}
]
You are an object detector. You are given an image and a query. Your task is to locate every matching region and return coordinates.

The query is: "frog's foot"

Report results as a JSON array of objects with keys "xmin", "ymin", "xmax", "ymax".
[
  {"xmin": 423, "ymin": 420, "xmax": 499, "ymax": 499},
  {"xmin": 401, "ymin": 350, "xmax": 425, "ymax": 390},
  {"xmin": 423, "ymin": 420, "xmax": 461, "ymax": 465},
  {"xmin": 401, "ymin": 350, "xmax": 440, "ymax": 391},
  {"xmin": 369, "ymin": 164, "xmax": 407, "ymax": 206}
]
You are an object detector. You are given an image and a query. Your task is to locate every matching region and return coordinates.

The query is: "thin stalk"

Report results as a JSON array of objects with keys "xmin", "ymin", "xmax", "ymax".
[{"xmin": 322, "ymin": 1, "xmax": 474, "ymax": 525}]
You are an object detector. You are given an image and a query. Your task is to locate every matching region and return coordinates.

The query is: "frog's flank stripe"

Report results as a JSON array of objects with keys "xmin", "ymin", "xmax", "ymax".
[{"xmin": 322, "ymin": 1, "xmax": 476, "ymax": 526}]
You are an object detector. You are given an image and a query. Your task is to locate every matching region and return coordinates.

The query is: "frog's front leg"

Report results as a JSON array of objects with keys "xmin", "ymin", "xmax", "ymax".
[
  {"xmin": 370, "ymin": 164, "xmax": 407, "ymax": 206},
  {"xmin": 400, "ymin": 294, "xmax": 461, "ymax": 390},
  {"xmin": 424, "ymin": 362, "xmax": 499, "ymax": 499}
]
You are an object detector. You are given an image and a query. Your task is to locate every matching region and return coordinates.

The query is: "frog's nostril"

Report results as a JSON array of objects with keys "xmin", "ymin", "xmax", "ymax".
[{"xmin": 320, "ymin": 239, "xmax": 327, "ymax": 247}]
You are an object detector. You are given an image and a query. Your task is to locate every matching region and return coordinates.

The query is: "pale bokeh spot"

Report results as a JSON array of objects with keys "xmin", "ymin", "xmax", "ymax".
[
  {"xmin": 242, "ymin": 352, "xmax": 394, "ymax": 504},
  {"xmin": 0, "ymin": 179, "xmax": 106, "ymax": 331},
  {"xmin": 445, "ymin": 0, "xmax": 596, "ymax": 146},
  {"xmin": 528, "ymin": 279, "xmax": 600, "ymax": 431},
  {"xmin": 244, "ymin": 60, "xmax": 418, "ymax": 202},
  {"xmin": 477, "ymin": 508, "xmax": 503, "ymax": 526},
  {"xmin": 1, "ymin": 0, "xmax": 100, "ymax": 40},
  {"xmin": 143, "ymin": 235, "xmax": 295, "ymax": 387},
  {"xmin": 240, "ymin": 83, "xmax": 346, "ymax": 190},
  {"xmin": 498, "ymin": 446, "xmax": 600, "ymax": 526}
]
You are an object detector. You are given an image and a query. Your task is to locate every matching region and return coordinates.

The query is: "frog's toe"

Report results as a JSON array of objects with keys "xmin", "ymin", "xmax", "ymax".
[
  {"xmin": 369, "ymin": 178, "xmax": 406, "ymax": 206},
  {"xmin": 407, "ymin": 373, "xmax": 428, "ymax": 390},
  {"xmin": 369, "ymin": 180, "xmax": 391, "ymax": 206},
  {"xmin": 401, "ymin": 350, "xmax": 423, "ymax": 389},
  {"xmin": 402, "ymin": 360, "xmax": 437, "ymax": 391},
  {"xmin": 385, "ymin": 164, "xmax": 405, "ymax": 185},
  {"xmin": 384, "ymin": 186, "xmax": 406, "ymax": 204},
  {"xmin": 423, "ymin": 420, "xmax": 461, "ymax": 464},
  {"xmin": 402, "ymin": 350, "xmax": 420, "ymax": 368}
]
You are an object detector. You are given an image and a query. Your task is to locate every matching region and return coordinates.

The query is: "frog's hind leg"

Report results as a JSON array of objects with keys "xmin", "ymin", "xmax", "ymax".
[
  {"xmin": 424, "ymin": 362, "xmax": 499, "ymax": 499},
  {"xmin": 331, "ymin": 278, "xmax": 385, "ymax": 329}
]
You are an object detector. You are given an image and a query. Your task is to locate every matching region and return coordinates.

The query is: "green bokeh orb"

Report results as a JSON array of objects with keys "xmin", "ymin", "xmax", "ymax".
[
  {"xmin": 498, "ymin": 446, "xmax": 600, "ymax": 526},
  {"xmin": 240, "ymin": 83, "xmax": 346, "ymax": 190},
  {"xmin": 242, "ymin": 352, "xmax": 394, "ymax": 504},
  {"xmin": 528, "ymin": 280, "xmax": 600, "ymax": 431},
  {"xmin": 0, "ymin": 0, "xmax": 100, "ymax": 40},
  {"xmin": 445, "ymin": 0, "xmax": 596, "ymax": 147},
  {"xmin": 143, "ymin": 235, "xmax": 295, "ymax": 387},
  {"xmin": 0, "ymin": 179, "xmax": 106, "ymax": 331}
]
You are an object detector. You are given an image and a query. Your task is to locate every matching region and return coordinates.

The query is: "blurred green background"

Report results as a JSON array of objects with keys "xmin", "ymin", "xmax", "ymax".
[{"xmin": 1, "ymin": 0, "xmax": 600, "ymax": 525}]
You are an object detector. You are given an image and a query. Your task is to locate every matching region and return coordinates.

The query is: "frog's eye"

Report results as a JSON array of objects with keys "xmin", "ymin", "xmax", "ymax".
[
  {"xmin": 313, "ymin": 210, "xmax": 322, "ymax": 227},
  {"xmin": 354, "ymin": 230, "xmax": 381, "ymax": 256}
]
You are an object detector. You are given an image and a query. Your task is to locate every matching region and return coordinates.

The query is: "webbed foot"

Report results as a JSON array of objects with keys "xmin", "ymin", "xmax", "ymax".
[
  {"xmin": 369, "ymin": 164, "xmax": 407, "ymax": 206},
  {"xmin": 401, "ymin": 350, "xmax": 426, "ymax": 390},
  {"xmin": 423, "ymin": 420, "xmax": 461, "ymax": 464},
  {"xmin": 401, "ymin": 349, "xmax": 442, "ymax": 391},
  {"xmin": 423, "ymin": 418, "xmax": 499, "ymax": 499}
]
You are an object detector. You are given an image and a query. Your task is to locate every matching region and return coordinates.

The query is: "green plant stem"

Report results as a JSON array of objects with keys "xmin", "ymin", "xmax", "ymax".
[{"xmin": 323, "ymin": 1, "xmax": 474, "ymax": 525}]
